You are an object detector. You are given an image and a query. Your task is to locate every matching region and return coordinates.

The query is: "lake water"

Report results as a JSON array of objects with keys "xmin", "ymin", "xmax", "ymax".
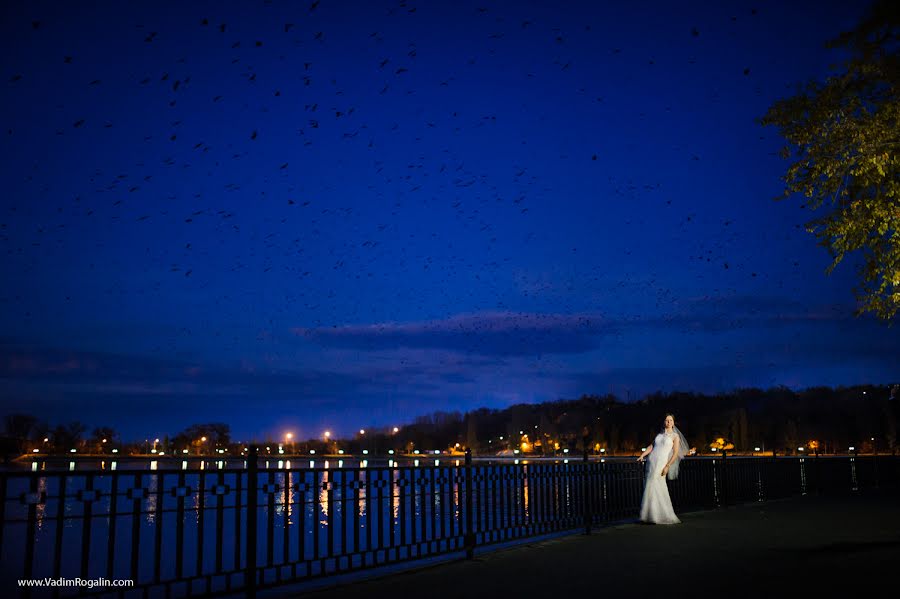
[{"xmin": 1, "ymin": 457, "xmax": 644, "ymax": 597}]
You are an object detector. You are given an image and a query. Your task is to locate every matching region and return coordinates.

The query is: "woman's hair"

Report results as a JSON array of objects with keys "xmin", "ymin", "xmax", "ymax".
[{"xmin": 664, "ymin": 413, "xmax": 675, "ymax": 422}]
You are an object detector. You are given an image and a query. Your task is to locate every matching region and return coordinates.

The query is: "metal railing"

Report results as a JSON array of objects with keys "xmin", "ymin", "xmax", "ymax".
[{"xmin": 1, "ymin": 449, "xmax": 897, "ymax": 599}]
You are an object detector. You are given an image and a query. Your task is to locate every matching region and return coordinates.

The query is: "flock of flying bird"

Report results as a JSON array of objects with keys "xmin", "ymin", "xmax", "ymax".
[{"xmin": 1, "ymin": 0, "xmax": 826, "ymax": 368}]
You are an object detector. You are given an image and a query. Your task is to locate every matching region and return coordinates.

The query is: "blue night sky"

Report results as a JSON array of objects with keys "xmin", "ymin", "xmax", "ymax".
[{"xmin": 1, "ymin": 0, "xmax": 896, "ymax": 441}]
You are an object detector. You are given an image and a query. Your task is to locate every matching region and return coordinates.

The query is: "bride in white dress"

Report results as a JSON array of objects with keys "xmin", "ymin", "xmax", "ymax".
[{"xmin": 636, "ymin": 414, "xmax": 688, "ymax": 524}]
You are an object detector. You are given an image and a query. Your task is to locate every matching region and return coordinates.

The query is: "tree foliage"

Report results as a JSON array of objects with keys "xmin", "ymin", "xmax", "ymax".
[{"xmin": 761, "ymin": 0, "xmax": 900, "ymax": 320}]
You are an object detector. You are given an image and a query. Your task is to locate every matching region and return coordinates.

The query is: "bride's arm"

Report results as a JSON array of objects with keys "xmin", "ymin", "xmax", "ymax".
[
  {"xmin": 662, "ymin": 436, "xmax": 680, "ymax": 474},
  {"xmin": 636, "ymin": 442, "xmax": 654, "ymax": 462}
]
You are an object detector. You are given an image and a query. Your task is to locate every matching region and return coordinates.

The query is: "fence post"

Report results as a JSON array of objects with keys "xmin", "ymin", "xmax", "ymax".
[
  {"xmin": 246, "ymin": 445, "xmax": 258, "ymax": 599},
  {"xmin": 720, "ymin": 450, "xmax": 727, "ymax": 507},
  {"xmin": 873, "ymin": 453, "xmax": 880, "ymax": 489},
  {"xmin": 582, "ymin": 435, "xmax": 591, "ymax": 535},
  {"xmin": 464, "ymin": 448, "xmax": 475, "ymax": 559},
  {"xmin": 815, "ymin": 449, "xmax": 822, "ymax": 495}
]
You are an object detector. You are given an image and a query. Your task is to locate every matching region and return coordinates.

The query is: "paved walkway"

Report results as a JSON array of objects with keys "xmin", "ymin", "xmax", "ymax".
[{"xmin": 272, "ymin": 488, "xmax": 900, "ymax": 598}]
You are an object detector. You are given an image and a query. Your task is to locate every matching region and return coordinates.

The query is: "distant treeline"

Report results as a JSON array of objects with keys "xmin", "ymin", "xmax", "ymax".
[
  {"xmin": 1, "ymin": 384, "xmax": 898, "ymax": 457},
  {"xmin": 439, "ymin": 384, "xmax": 899, "ymax": 455}
]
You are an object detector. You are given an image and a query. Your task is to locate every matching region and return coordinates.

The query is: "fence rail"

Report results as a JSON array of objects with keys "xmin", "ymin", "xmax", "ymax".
[{"xmin": 2, "ymin": 450, "xmax": 898, "ymax": 599}]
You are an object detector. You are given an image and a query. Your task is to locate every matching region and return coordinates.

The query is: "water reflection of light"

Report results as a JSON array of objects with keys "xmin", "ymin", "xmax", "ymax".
[
  {"xmin": 319, "ymin": 472, "xmax": 330, "ymax": 525},
  {"xmin": 191, "ymin": 482, "xmax": 202, "ymax": 522},
  {"xmin": 392, "ymin": 471, "xmax": 400, "ymax": 522},
  {"xmin": 146, "ymin": 477, "xmax": 158, "ymax": 524},
  {"xmin": 523, "ymin": 470, "xmax": 529, "ymax": 518},
  {"xmin": 35, "ymin": 477, "xmax": 48, "ymax": 529},
  {"xmin": 357, "ymin": 474, "xmax": 367, "ymax": 519},
  {"xmin": 453, "ymin": 468, "xmax": 460, "ymax": 521},
  {"xmin": 284, "ymin": 471, "xmax": 294, "ymax": 522}
]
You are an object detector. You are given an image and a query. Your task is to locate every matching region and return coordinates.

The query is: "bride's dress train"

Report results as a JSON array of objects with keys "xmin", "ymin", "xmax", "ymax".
[{"xmin": 639, "ymin": 432, "xmax": 681, "ymax": 524}]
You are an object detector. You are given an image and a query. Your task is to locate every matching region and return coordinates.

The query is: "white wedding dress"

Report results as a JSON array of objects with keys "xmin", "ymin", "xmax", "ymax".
[{"xmin": 639, "ymin": 431, "xmax": 681, "ymax": 524}]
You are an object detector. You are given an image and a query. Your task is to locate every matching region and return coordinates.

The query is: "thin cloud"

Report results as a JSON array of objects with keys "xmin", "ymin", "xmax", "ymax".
[{"xmin": 291, "ymin": 310, "xmax": 618, "ymax": 355}]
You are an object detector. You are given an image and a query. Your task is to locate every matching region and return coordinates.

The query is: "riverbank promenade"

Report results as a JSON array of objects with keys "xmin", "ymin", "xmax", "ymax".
[{"xmin": 286, "ymin": 487, "xmax": 900, "ymax": 598}]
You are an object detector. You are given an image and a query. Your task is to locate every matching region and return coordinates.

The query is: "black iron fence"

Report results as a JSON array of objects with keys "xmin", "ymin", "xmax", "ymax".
[{"xmin": 2, "ymin": 450, "xmax": 898, "ymax": 599}]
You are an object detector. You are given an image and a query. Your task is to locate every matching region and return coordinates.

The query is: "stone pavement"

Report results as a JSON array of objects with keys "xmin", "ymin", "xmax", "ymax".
[{"xmin": 274, "ymin": 488, "xmax": 900, "ymax": 599}]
